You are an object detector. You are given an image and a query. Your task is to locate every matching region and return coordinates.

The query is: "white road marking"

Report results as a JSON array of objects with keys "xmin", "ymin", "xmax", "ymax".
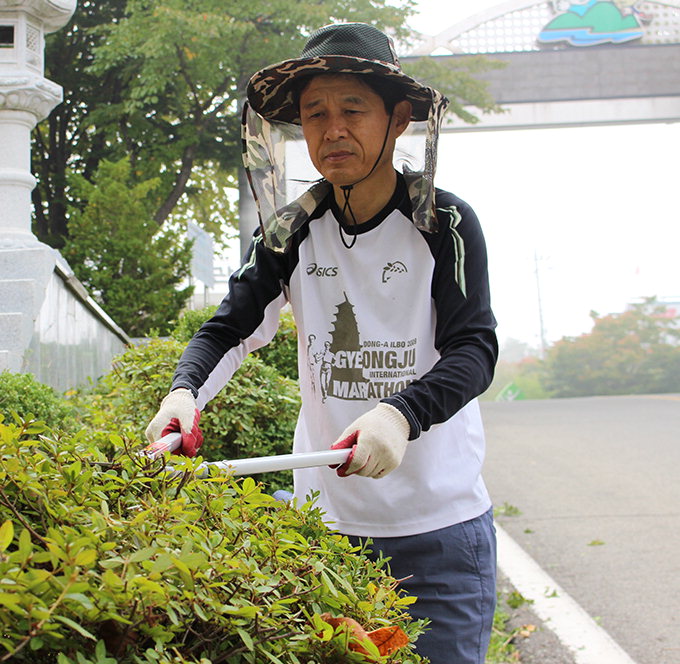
[{"xmin": 496, "ymin": 525, "xmax": 638, "ymax": 664}]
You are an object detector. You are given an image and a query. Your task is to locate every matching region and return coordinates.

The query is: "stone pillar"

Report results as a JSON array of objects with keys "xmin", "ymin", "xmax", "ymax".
[{"xmin": 0, "ymin": 0, "xmax": 76, "ymax": 372}]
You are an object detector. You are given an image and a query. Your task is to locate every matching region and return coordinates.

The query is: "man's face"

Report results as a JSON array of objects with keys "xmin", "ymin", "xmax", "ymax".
[{"xmin": 299, "ymin": 74, "xmax": 409, "ymax": 188}]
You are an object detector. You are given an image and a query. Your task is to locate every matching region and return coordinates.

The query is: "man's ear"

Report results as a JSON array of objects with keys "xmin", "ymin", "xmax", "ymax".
[{"xmin": 392, "ymin": 100, "xmax": 412, "ymax": 137}]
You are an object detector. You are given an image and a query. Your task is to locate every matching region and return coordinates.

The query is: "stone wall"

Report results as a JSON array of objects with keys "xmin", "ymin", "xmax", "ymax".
[{"xmin": 0, "ymin": 246, "xmax": 129, "ymax": 391}]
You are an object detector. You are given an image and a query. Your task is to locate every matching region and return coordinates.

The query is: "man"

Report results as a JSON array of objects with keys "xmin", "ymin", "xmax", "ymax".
[{"xmin": 146, "ymin": 22, "xmax": 498, "ymax": 664}]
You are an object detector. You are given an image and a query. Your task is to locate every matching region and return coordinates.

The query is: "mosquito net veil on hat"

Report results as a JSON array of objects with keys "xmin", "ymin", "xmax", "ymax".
[{"xmin": 241, "ymin": 22, "xmax": 449, "ymax": 252}]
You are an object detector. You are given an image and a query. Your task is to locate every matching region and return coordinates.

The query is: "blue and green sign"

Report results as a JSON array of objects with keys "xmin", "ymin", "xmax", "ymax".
[{"xmin": 539, "ymin": 1, "xmax": 645, "ymax": 46}]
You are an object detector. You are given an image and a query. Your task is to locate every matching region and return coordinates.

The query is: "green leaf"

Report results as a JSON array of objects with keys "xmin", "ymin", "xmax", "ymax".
[
  {"xmin": 237, "ymin": 627, "xmax": 254, "ymax": 651},
  {"xmin": 66, "ymin": 460, "xmax": 82, "ymax": 478},
  {"xmin": 193, "ymin": 601, "xmax": 208, "ymax": 622},
  {"xmin": 131, "ymin": 577, "xmax": 166, "ymax": 597},
  {"xmin": 29, "ymin": 636, "xmax": 44, "ymax": 650},
  {"xmin": 223, "ymin": 604, "xmax": 259, "ymax": 618},
  {"xmin": 311, "ymin": 614, "xmax": 333, "ymax": 642},
  {"xmin": 25, "ymin": 569, "xmax": 52, "ymax": 591},
  {"xmin": 129, "ymin": 546, "xmax": 157, "ymax": 563},
  {"xmin": 0, "ymin": 592, "xmax": 23, "ymax": 611},
  {"xmin": 171, "ymin": 557, "xmax": 194, "ymax": 588},
  {"xmin": 101, "ymin": 569, "xmax": 124, "ymax": 590},
  {"xmin": 17, "ymin": 527, "xmax": 32, "ymax": 561},
  {"xmin": 0, "ymin": 520, "xmax": 14, "ymax": 552},
  {"xmin": 54, "ymin": 615, "xmax": 97, "ymax": 640},
  {"xmin": 319, "ymin": 570, "xmax": 337, "ymax": 597},
  {"xmin": 150, "ymin": 553, "xmax": 174, "ymax": 573},
  {"xmin": 262, "ymin": 651, "xmax": 285, "ymax": 664},
  {"xmin": 241, "ymin": 477, "xmax": 257, "ymax": 495},
  {"xmin": 65, "ymin": 593, "xmax": 95, "ymax": 610},
  {"xmin": 75, "ymin": 549, "xmax": 97, "ymax": 566}
]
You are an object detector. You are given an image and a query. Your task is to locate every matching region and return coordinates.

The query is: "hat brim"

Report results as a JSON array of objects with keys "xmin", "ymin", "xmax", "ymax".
[{"xmin": 247, "ymin": 54, "xmax": 435, "ymax": 124}]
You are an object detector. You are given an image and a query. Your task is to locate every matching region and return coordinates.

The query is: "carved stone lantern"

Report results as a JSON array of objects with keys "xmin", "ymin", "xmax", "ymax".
[{"xmin": 0, "ymin": 0, "xmax": 76, "ymax": 246}]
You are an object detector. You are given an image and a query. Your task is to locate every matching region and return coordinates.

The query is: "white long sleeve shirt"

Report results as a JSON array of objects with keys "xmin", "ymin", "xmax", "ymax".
[{"xmin": 172, "ymin": 176, "xmax": 498, "ymax": 536}]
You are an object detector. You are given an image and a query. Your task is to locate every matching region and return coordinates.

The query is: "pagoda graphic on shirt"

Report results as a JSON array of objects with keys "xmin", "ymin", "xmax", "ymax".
[
  {"xmin": 308, "ymin": 292, "xmax": 419, "ymax": 403},
  {"xmin": 326, "ymin": 293, "xmax": 369, "ymax": 400}
]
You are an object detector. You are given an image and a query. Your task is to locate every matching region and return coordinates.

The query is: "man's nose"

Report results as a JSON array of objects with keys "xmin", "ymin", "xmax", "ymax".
[{"xmin": 324, "ymin": 112, "xmax": 348, "ymax": 141}]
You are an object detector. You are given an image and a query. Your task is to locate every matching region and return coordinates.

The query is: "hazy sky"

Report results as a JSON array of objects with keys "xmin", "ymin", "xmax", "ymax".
[{"xmin": 408, "ymin": 0, "xmax": 680, "ymax": 349}]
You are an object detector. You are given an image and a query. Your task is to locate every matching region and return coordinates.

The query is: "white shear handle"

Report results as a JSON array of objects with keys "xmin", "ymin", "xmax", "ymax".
[
  {"xmin": 142, "ymin": 432, "xmax": 350, "ymax": 475},
  {"xmin": 204, "ymin": 449, "xmax": 350, "ymax": 476}
]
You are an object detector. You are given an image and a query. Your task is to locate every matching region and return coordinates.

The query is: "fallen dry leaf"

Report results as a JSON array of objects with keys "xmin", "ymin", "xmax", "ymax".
[
  {"xmin": 366, "ymin": 625, "xmax": 410, "ymax": 656},
  {"xmin": 519, "ymin": 624, "xmax": 537, "ymax": 638},
  {"xmin": 319, "ymin": 613, "xmax": 409, "ymax": 661}
]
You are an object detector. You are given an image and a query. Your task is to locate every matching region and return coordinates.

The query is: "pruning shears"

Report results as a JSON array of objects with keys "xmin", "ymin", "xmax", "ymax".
[{"xmin": 141, "ymin": 432, "xmax": 350, "ymax": 476}]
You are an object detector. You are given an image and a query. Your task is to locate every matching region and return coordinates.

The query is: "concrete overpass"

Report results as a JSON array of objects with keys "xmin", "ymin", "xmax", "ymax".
[{"xmin": 406, "ymin": 0, "xmax": 680, "ymax": 131}]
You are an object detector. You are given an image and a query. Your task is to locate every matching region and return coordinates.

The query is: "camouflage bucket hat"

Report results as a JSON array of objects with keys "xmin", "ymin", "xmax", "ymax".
[{"xmin": 247, "ymin": 22, "xmax": 441, "ymax": 124}]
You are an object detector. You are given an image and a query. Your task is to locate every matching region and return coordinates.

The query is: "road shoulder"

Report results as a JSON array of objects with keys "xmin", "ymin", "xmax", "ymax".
[
  {"xmin": 497, "ymin": 570, "xmax": 577, "ymax": 664},
  {"xmin": 496, "ymin": 524, "xmax": 637, "ymax": 664}
]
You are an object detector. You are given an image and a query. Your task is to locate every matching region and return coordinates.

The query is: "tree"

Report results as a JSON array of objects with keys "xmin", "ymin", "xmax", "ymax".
[
  {"xmin": 62, "ymin": 158, "xmax": 193, "ymax": 336},
  {"xmin": 34, "ymin": 0, "xmax": 502, "ymax": 248},
  {"xmin": 542, "ymin": 297, "xmax": 680, "ymax": 397}
]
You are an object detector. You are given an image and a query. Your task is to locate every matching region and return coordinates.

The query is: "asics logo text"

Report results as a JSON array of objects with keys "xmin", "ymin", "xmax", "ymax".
[{"xmin": 306, "ymin": 263, "xmax": 338, "ymax": 277}]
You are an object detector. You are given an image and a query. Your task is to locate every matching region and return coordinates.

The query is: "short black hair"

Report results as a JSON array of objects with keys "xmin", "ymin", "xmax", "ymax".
[{"xmin": 293, "ymin": 72, "xmax": 407, "ymax": 118}]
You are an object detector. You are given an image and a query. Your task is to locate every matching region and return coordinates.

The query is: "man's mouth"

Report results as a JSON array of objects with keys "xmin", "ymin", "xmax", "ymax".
[{"xmin": 324, "ymin": 150, "xmax": 354, "ymax": 162}]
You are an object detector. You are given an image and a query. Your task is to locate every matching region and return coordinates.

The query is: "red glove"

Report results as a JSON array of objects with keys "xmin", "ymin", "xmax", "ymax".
[{"xmin": 145, "ymin": 388, "xmax": 204, "ymax": 458}]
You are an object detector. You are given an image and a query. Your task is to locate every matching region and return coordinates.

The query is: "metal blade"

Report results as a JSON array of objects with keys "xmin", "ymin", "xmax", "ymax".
[{"xmin": 141, "ymin": 432, "xmax": 182, "ymax": 460}]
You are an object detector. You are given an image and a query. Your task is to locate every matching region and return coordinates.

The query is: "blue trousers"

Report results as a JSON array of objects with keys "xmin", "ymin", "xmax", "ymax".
[{"xmin": 346, "ymin": 508, "xmax": 497, "ymax": 664}]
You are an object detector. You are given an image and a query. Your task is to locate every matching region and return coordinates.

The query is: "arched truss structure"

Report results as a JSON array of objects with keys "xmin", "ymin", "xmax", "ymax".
[
  {"xmin": 406, "ymin": 1, "xmax": 680, "ymax": 130},
  {"xmin": 410, "ymin": 0, "xmax": 680, "ymax": 55}
]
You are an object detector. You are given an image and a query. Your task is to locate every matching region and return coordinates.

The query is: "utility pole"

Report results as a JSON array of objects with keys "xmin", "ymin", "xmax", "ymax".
[{"xmin": 534, "ymin": 250, "xmax": 547, "ymax": 358}]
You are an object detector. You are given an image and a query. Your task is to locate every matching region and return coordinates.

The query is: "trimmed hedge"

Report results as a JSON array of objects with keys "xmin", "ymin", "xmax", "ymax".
[{"xmin": 0, "ymin": 417, "xmax": 426, "ymax": 662}]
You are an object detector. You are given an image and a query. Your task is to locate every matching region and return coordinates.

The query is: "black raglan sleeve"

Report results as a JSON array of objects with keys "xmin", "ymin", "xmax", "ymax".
[{"xmin": 382, "ymin": 192, "xmax": 498, "ymax": 438}]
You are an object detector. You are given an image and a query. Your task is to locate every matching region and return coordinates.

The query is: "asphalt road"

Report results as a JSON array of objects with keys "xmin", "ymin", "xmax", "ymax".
[{"xmin": 480, "ymin": 394, "xmax": 680, "ymax": 664}]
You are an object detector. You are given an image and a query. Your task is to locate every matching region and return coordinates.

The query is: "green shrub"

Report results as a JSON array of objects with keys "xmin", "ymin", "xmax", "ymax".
[
  {"xmin": 78, "ymin": 337, "xmax": 300, "ymax": 491},
  {"xmin": 254, "ymin": 309, "xmax": 299, "ymax": 381},
  {"xmin": 169, "ymin": 305, "xmax": 218, "ymax": 343},
  {"xmin": 0, "ymin": 371, "xmax": 74, "ymax": 430},
  {"xmin": 0, "ymin": 417, "xmax": 426, "ymax": 662},
  {"xmin": 172, "ymin": 306, "xmax": 299, "ymax": 381}
]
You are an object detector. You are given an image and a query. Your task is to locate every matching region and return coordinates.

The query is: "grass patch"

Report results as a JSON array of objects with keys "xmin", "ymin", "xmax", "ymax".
[
  {"xmin": 486, "ymin": 586, "xmax": 536, "ymax": 662},
  {"xmin": 486, "ymin": 596, "xmax": 520, "ymax": 663}
]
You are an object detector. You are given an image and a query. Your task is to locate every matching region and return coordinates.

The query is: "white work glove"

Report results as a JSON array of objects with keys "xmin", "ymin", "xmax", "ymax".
[
  {"xmin": 330, "ymin": 403, "xmax": 410, "ymax": 479},
  {"xmin": 145, "ymin": 388, "xmax": 204, "ymax": 458}
]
